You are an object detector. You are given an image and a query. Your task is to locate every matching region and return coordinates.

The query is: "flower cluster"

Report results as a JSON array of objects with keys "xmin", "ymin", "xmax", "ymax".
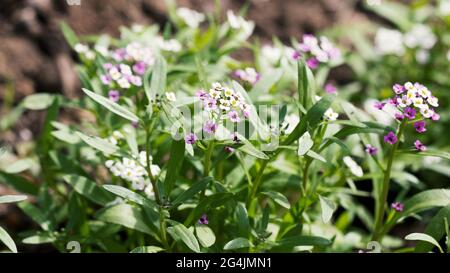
[
  {"xmin": 289, "ymin": 34, "xmax": 341, "ymax": 69},
  {"xmin": 105, "ymin": 151, "xmax": 161, "ymax": 195},
  {"xmin": 226, "ymin": 10, "xmax": 255, "ymax": 39},
  {"xmin": 377, "ymin": 82, "xmax": 440, "ymax": 151},
  {"xmin": 233, "ymin": 67, "xmax": 260, "ymax": 85}
]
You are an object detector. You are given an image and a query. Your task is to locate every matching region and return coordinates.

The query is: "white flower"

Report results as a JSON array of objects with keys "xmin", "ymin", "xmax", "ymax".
[
  {"xmin": 324, "ymin": 108, "xmax": 339, "ymax": 121},
  {"xmin": 262, "ymin": 45, "xmax": 282, "ymax": 64},
  {"xmin": 375, "ymin": 28, "xmax": 405, "ymax": 56},
  {"xmin": 84, "ymin": 50, "xmax": 96, "ymax": 60},
  {"xmin": 74, "ymin": 43, "xmax": 89, "ymax": 53},
  {"xmin": 416, "ymin": 49, "xmax": 430, "ymax": 64},
  {"xmin": 109, "ymin": 67, "xmax": 121, "ymax": 81},
  {"xmin": 420, "ymin": 106, "xmax": 434, "ymax": 118},
  {"xmin": 226, "ymin": 10, "xmax": 254, "ymax": 38},
  {"xmin": 165, "ymin": 92, "xmax": 177, "ymax": 102},
  {"xmin": 439, "ymin": 0, "xmax": 450, "ymax": 16},
  {"xmin": 412, "ymin": 97, "xmax": 424, "ymax": 108},
  {"xmin": 176, "ymin": 7, "xmax": 205, "ymax": 28},
  {"xmin": 144, "ymin": 184, "xmax": 154, "ymax": 198},
  {"xmin": 117, "ymin": 77, "xmax": 131, "ymax": 89},
  {"xmin": 119, "ymin": 64, "xmax": 132, "ymax": 76},
  {"xmin": 427, "ymin": 96, "xmax": 439, "ymax": 107},
  {"xmin": 157, "ymin": 37, "xmax": 182, "ymax": 52},
  {"xmin": 404, "ymin": 24, "xmax": 437, "ymax": 50},
  {"xmin": 343, "ymin": 156, "xmax": 364, "ymax": 177},
  {"xmin": 95, "ymin": 45, "xmax": 109, "ymax": 57},
  {"xmin": 404, "ymin": 82, "xmax": 415, "ymax": 90}
]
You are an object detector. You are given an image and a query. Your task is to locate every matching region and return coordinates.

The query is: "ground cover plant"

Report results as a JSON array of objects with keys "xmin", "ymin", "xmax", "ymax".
[{"xmin": 0, "ymin": 0, "xmax": 449, "ymax": 253}]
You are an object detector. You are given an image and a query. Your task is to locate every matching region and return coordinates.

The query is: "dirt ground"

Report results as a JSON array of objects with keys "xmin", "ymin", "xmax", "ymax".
[{"xmin": 0, "ymin": 0, "xmax": 368, "ymax": 102}]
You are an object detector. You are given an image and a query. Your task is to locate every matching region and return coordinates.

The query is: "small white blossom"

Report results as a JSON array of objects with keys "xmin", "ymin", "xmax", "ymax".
[
  {"xmin": 165, "ymin": 92, "xmax": 177, "ymax": 102},
  {"xmin": 262, "ymin": 45, "xmax": 282, "ymax": 65},
  {"xmin": 375, "ymin": 28, "xmax": 405, "ymax": 56},
  {"xmin": 176, "ymin": 7, "xmax": 205, "ymax": 28},
  {"xmin": 404, "ymin": 24, "xmax": 437, "ymax": 50},
  {"xmin": 324, "ymin": 108, "xmax": 339, "ymax": 121}
]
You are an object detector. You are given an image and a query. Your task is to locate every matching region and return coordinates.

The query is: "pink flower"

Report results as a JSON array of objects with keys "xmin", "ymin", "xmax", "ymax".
[
  {"xmin": 365, "ymin": 144, "xmax": 378, "ymax": 156},
  {"xmin": 184, "ymin": 133, "xmax": 197, "ymax": 145},
  {"xmin": 100, "ymin": 74, "xmax": 112, "ymax": 85},
  {"xmin": 374, "ymin": 101, "xmax": 386, "ymax": 110},
  {"xmin": 391, "ymin": 202, "xmax": 404, "ymax": 212},
  {"xmin": 195, "ymin": 90, "xmax": 209, "ymax": 100},
  {"xmin": 414, "ymin": 140, "xmax": 426, "ymax": 151},
  {"xmin": 325, "ymin": 83, "xmax": 337, "ymax": 94},
  {"xmin": 108, "ymin": 90, "xmax": 120, "ymax": 102},
  {"xmin": 393, "ymin": 84, "xmax": 405, "ymax": 95},
  {"xmin": 292, "ymin": 50, "xmax": 301, "ymax": 60},
  {"xmin": 228, "ymin": 110, "xmax": 241, "ymax": 123},
  {"xmin": 132, "ymin": 61, "xmax": 147, "ymax": 75},
  {"xmin": 414, "ymin": 121, "xmax": 426, "ymax": 133},
  {"xmin": 204, "ymin": 98, "xmax": 217, "ymax": 111},
  {"xmin": 306, "ymin": 57, "xmax": 319, "ymax": 70},
  {"xmin": 224, "ymin": 146, "xmax": 235, "ymax": 153},
  {"xmin": 103, "ymin": 63, "xmax": 114, "ymax": 70},
  {"xmin": 198, "ymin": 214, "xmax": 209, "ymax": 225},
  {"xmin": 242, "ymin": 109, "xmax": 250, "ymax": 119},
  {"xmin": 431, "ymin": 112, "xmax": 440, "ymax": 121},
  {"xmin": 394, "ymin": 113, "xmax": 404, "ymax": 121},
  {"xmin": 384, "ymin": 131, "xmax": 398, "ymax": 145},
  {"xmin": 203, "ymin": 120, "xmax": 217, "ymax": 134}
]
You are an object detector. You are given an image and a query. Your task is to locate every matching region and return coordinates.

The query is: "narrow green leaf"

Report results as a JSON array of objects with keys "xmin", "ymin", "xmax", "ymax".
[
  {"xmin": 224, "ymin": 237, "xmax": 253, "ymax": 250},
  {"xmin": 249, "ymin": 68, "xmax": 283, "ymax": 100},
  {"xmin": 171, "ymin": 178, "xmax": 210, "ymax": 207},
  {"xmin": 63, "ymin": 175, "xmax": 115, "ymax": 206},
  {"xmin": 60, "ymin": 22, "xmax": 79, "ymax": 47},
  {"xmin": 0, "ymin": 226, "xmax": 17, "ymax": 253},
  {"xmin": 22, "ymin": 93, "xmax": 55, "ymax": 110},
  {"xmin": 167, "ymin": 220, "xmax": 200, "ymax": 253},
  {"xmin": 163, "ymin": 139, "xmax": 185, "ymax": 194},
  {"xmin": 82, "ymin": 88, "xmax": 139, "ymax": 122},
  {"xmin": 103, "ymin": 185, "xmax": 157, "ymax": 210},
  {"xmin": 146, "ymin": 56, "xmax": 167, "ymax": 103},
  {"xmin": 97, "ymin": 204, "xmax": 153, "ymax": 235},
  {"xmin": 276, "ymin": 235, "xmax": 331, "ymax": 248},
  {"xmin": 261, "ymin": 191, "xmax": 290, "ymax": 209},
  {"xmin": 130, "ymin": 246, "xmax": 165, "ymax": 253},
  {"xmin": 415, "ymin": 205, "xmax": 450, "ymax": 253},
  {"xmin": 0, "ymin": 171, "xmax": 38, "ymax": 195},
  {"xmin": 0, "ymin": 195, "xmax": 27, "ymax": 204},
  {"xmin": 76, "ymin": 131, "xmax": 118, "ymax": 155},
  {"xmin": 298, "ymin": 132, "xmax": 313, "ymax": 156},
  {"xmin": 405, "ymin": 233, "xmax": 443, "ymax": 253}
]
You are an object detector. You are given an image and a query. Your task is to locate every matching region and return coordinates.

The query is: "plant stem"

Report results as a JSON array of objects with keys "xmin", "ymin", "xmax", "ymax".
[
  {"xmin": 247, "ymin": 159, "xmax": 269, "ymax": 207},
  {"xmin": 372, "ymin": 121, "xmax": 406, "ymax": 241},
  {"xmin": 159, "ymin": 207, "xmax": 170, "ymax": 251},
  {"xmin": 203, "ymin": 141, "xmax": 215, "ymax": 177}
]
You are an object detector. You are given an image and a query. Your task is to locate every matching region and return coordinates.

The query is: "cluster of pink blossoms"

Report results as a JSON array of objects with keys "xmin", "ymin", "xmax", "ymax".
[
  {"xmin": 373, "ymin": 82, "xmax": 440, "ymax": 152},
  {"xmin": 289, "ymin": 34, "xmax": 341, "ymax": 69},
  {"xmin": 233, "ymin": 67, "xmax": 261, "ymax": 85},
  {"xmin": 99, "ymin": 42, "xmax": 155, "ymax": 102}
]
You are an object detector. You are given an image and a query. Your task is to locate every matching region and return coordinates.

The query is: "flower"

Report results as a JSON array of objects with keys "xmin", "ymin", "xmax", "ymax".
[
  {"xmin": 393, "ymin": 84, "xmax": 405, "ymax": 95},
  {"xmin": 176, "ymin": 7, "xmax": 205, "ymax": 28},
  {"xmin": 391, "ymin": 202, "xmax": 404, "ymax": 212},
  {"xmin": 306, "ymin": 57, "xmax": 319, "ymax": 69},
  {"xmin": 228, "ymin": 110, "xmax": 241, "ymax": 123},
  {"xmin": 324, "ymin": 108, "xmax": 339, "ymax": 121},
  {"xmin": 203, "ymin": 120, "xmax": 217, "ymax": 134},
  {"xmin": 298, "ymin": 34, "xmax": 340, "ymax": 64},
  {"xmin": 384, "ymin": 131, "xmax": 398, "ymax": 145},
  {"xmin": 165, "ymin": 92, "xmax": 177, "ymax": 102},
  {"xmin": 185, "ymin": 133, "xmax": 197, "ymax": 145},
  {"xmin": 414, "ymin": 140, "xmax": 427, "ymax": 151},
  {"xmin": 374, "ymin": 101, "xmax": 386, "ymax": 110},
  {"xmin": 108, "ymin": 90, "xmax": 120, "ymax": 102},
  {"xmin": 234, "ymin": 68, "xmax": 260, "ymax": 85},
  {"xmin": 224, "ymin": 146, "xmax": 235, "ymax": 153},
  {"xmin": 374, "ymin": 28, "xmax": 405, "ymax": 56},
  {"xmin": 261, "ymin": 45, "xmax": 282, "ymax": 65},
  {"xmin": 365, "ymin": 144, "xmax": 378, "ymax": 156},
  {"xmin": 404, "ymin": 24, "xmax": 437, "ymax": 50},
  {"xmin": 404, "ymin": 107, "xmax": 416, "ymax": 120},
  {"xmin": 414, "ymin": 121, "xmax": 426, "ymax": 133},
  {"xmin": 198, "ymin": 214, "xmax": 209, "ymax": 225},
  {"xmin": 343, "ymin": 156, "xmax": 364, "ymax": 177},
  {"xmin": 226, "ymin": 10, "xmax": 254, "ymax": 38},
  {"xmin": 133, "ymin": 61, "xmax": 147, "ymax": 75},
  {"xmin": 394, "ymin": 112, "xmax": 404, "ymax": 121},
  {"xmin": 325, "ymin": 83, "xmax": 337, "ymax": 94}
]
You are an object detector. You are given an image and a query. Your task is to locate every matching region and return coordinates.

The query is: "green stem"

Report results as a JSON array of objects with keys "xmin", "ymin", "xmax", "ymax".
[
  {"xmin": 372, "ymin": 121, "xmax": 406, "ymax": 241},
  {"xmin": 159, "ymin": 208, "xmax": 170, "ymax": 251},
  {"xmin": 203, "ymin": 141, "xmax": 215, "ymax": 177},
  {"xmin": 247, "ymin": 159, "xmax": 269, "ymax": 207}
]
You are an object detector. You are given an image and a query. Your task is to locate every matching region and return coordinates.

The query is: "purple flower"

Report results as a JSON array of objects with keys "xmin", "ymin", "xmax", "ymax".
[
  {"xmin": 195, "ymin": 89, "xmax": 209, "ymax": 100},
  {"xmin": 365, "ymin": 144, "xmax": 378, "ymax": 156},
  {"xmin": 414, "ymin": 121, "xmax": 426, "ymax": 133},
  {"xmin": 325, "ymin": 83, "xmax": 337, "ymax": 94},
  {"xmin": 393, "ymin": 84, "xmax": 405, "ymax": 95},
  {"xmin": 414, "ymin": 140, "xmax": 426, "ymax": 152},
  {"xmin": 384, "ymin": 131, "xmax": 398, "ymax": 145},
  {"xmin": 374, "ymin": 101, "xmax": 386, "ymax": 110},
  {"xmin": 184, "ymin": 133, "xmax": 197, "ymax": 145},
  {"xmin": 131, "ymin": 121, "xmax": 139, "ymax": 128},
  {"xmin": 292, "ymin": 50, "xmax": 301, "ymax": 60},
  {"xmin": 103, "ymin": 63, "xmax": 114, "ymax": 70},
  {"xmin": 306, "ymin": 57, "xmax": 319, "ymax": 70},
  {"xmin": 203, "ymin": 120, "xmax": 217, "ymax": 134},
  {"xmin": 394, "ymin": 112, "xmax": 404, "ymax": 121},
  {"xmin": 112, "ymin": 48, "xmax": 127, "ymax": 62},
  {"xmin": 224, "ymin": 146, "xmax": 235, "ymax": 153},
  {"xmin": 204, "ymin": 98, "xmax": 217, "ymax": 111},
  {"xmin": 108, "ymin": 90, "xmax": 120, "ymax": 102},
  {"xmin": 228, "ymin": 110, "xmax": 241, "ymax": 123},
  {"xmin": 404, "ymin": 107, "xmax": 416, "ymax": 120},
  {"xmin": 100, "ymin": 74, "xmax": 112, "ymax": 85},
  {"xmin": 198, "ymin": 214, "xmax": 209, "ymax": 225},
  {"xmin": 391, "ymin": 202, "xmax": 404, "ymax": 212},
  {"xmin": 389, "ymin": 97, "xmax": 399, "ymax": 106},
  {"xmin": 132, "ymin": 61, "xmax": 147, "ymax": 75},
  {"xmin": 231, "ymin": 133, "xmax": 240, "ymax": 143},
  {"xmin": 129, "ymin": 76, "xmax": 142, "ymax": 86}
]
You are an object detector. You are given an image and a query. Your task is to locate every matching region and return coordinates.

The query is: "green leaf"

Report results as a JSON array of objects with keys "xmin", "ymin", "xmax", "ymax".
[
  {"xmin": 275, "ymin": 235, "xmax": 331, "ymax": 248},
  {"xmin": 0, "ymin": 226, "xmax": 17, "ymax": 253},
  {"xmin": 171, "ymin": 178, "xmax": 210, "ymax": 207},
  {"xmin": 22, "ymin": 233, "xmax": 56, "ymax": 245},
  {"xmin": 185, "ymin": 193, "xmax": 234, "ymax": 226},
  {"xmin": 261, "ymin": 191, "xmax": 291, "ymax": 209},
  {"xmin": 397, "ymin": 149, "xmax": 450, "ymax": 161},
  {"xmin": 18, "ymin": 202, "xmax": 54, "ymax": 231},
  {"xmin": 0, "ymin": 171, "xmax": 38, "ymax": 195},
  {"xmin": 63, "ymin": 175, "xmax": 115, "ymax": 206},
  {"xmin": 401, "ymin": 189, "xmax": 450, "ymax": 218},
  {"xmin": 146, "ymin": 56, "xmax": 167, "ymax": 103},
  {"xmin": 195, "ymin": 224, "xmax": 216, "ymax": 248},
  {"xmin": 60, "ymin": 22, "xmax": 79, "ymax": 47},
  {"xmin": 297, "ymin": 58, "xmax": 310, "ymax": 109},
  {"xmin": 405, "ymin": 233, "xmax": 443, "ymax": 253},
  {"xmin": 235, "ymin": 203, "xmax": 250, "ymax": 237},
  {"xmin": 319, "ymin": 195, "xmax": 337, "ymax": 224},
  {"xmin": 223, "ymin": 237, "xmax": 253, "ymax": 250},
  {"xmin": 306, "ymin": 150, "xmax": 327, "ymax": 163},
  {"xmin": 2, "ymin": 159, "xmax": 33, "ymax": 174},
  {"xmin": 97, "ymin": 204, "xmax": 153, "ymax": 235},
  {"xmin": 76, "ymin": 131, "xmax": 118, "ymax": 155},
  {"xmin": 130, "ymin": 246, "xmax": 165, "ymax": 253},
  {"xmin": 82, "ymin": 88, "xmax": 139, "ymax": 123},
  {"xmin": 238, "ymin": 138, "xmax": 269, "ymax": 160},
  {"xmin": 0, "ymin": 195, "xmax": 27, "ymax": 204},
  {"xmin": 22, "ymin": 93, "xmax": 55, "ymax": 110},
  {"xmin": 103, "ymin": 185, "xmax": 157, "ymax": 210},
  {"xmin": 163, "ymin": 139, "xmax": 185, "ymax": 194},
  {"xmin": 415, "ymin": 205, "xmax": 450, "ymax": 253},
  {"xmin": 298, "ymin": 132, "xmax": 313, "ymax": 156},
  {"xmin": 167, "ymin": 220, "xmax": 200, "ymax": 253}
]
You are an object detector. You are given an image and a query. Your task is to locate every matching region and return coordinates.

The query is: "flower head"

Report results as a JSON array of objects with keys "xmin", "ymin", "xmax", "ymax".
[
  {"xmin": 365, "ymin": 144, "xmax": 378, "ymax": 156},
  {"xmin": 394, "ymin": 112, "xmax": 404, "ymax": 121},
  {"xmin": 108, "ymin": 90, "xmax": 120, "ymax": 102},
  {"xmin": 391, "ymin": 202, "xmax": 404, "ymax": 212},
  {"xmin": 414, "ymin": 121, "xmax": 426, "ymax": 133},
  {"xmin": 228, "ymin": 110, "xmax": 241, "ymax": 123},
  {"xmin": 325, "ymin": 83, "xmax": 337, "ymax": 94},
  {"xmin": 306, "ymin": 57, "xmax": 319, "ymax": 69},
  {"xmin": 324, "ymin": 108, "xmax": 339, "ymax": 121},
  {"xmin": 203, "ymin": 120, "xmax": 217, "ymax": 134},
  {"xmin": 393, "ymin": 84, "xmax": 405, "ymax": 94},
  {"xmin": 414, "ymin": 140, "xmax": 427, "ymax": 151},
  {"xmin": 184, "ymin": 133, "xmax": 197, "ymax": 145},
  {"xmin": 374, "ymin": 101, "xmax": 386, "ymax": 110},
  {"xmin": 404, "ymin": 107, "xmax": 416, "ymax": 120},
  {"xmin": 384, "ymin": 131, "xmax": 398, "ymax": 145},
  {"xmin": 198, "ymin": 214, "xmax": 209, "ymax": 225}
]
